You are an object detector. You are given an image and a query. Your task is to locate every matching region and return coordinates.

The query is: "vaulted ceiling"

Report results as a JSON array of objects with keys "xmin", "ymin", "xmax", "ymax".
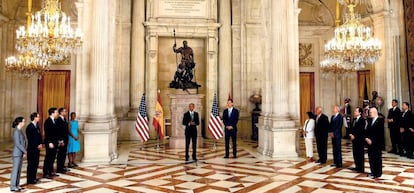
[{"xmin": 0, "ymin": 0, "xmax": 371, "ymax": 26}]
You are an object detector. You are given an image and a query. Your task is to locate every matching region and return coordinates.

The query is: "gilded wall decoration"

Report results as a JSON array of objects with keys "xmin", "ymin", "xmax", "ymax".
[{"xmin": 299, "ymin": 43, "xmax": 314, "ymax": 67}]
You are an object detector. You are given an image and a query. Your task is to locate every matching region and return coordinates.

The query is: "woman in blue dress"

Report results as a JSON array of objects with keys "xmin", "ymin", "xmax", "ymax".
[{"xmin": 67, "ymin": 112, "xmax": 80, "ymax": 168}]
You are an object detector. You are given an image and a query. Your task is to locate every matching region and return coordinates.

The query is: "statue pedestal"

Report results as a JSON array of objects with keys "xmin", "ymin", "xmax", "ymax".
[{"xmin": 169, "ymin": 92, "xmax": 204, "ymax": 148}]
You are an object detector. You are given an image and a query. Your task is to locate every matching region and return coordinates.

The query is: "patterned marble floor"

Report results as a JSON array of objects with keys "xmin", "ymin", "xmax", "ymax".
[{"xmin": 1, "ymin": 139, "xmax": 414, "ymax": 193}]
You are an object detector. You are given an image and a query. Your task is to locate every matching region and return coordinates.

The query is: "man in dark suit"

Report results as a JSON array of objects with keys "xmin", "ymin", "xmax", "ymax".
[
  {"xmin": 400, "ymin": 102, "xmax": 414, "ymax": 158},
  {"xmin": 314, "ymin": 106, "xmax": 330, "ymax": 164},
  {"xmin": 56, "ymin": 107, "xmax": 69, "ymax": 173},
  {"xmin": 329, "ymin": 105, "xmax": 343, "ymax": 168},
  {"xmin": 223, "ymin": 99, "xmax": 239, "ymax": 158},
  {"xmin": 43, "ymin": 107, "xmax": 59, "ymax": 179},
  {"xmin": 182, "ymin": 103, "xmax": 200, "ymax": 161},
  {"xmin": 365, "ymin": 107, "xmax": 384, "ymax": 179},
  {"xmin": 26, "ymin": 112, "xmax": 42, "ymax": 184},
  {"xmin": 349, "ymin": 107, "xmax": 367, "ymax": 173},
  {"xmin": 387, "ymin": 99, "xmax": 401, "ymax": 154}
]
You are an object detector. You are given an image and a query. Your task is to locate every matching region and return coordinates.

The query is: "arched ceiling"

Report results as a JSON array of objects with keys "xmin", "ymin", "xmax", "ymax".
[
  {"xmin": 0, "ymin": 0, "xmax": 374, "ymax": 26},
  {"xmin": 298, "ymin": 0, "xmax": 373, "ymax": 26}
]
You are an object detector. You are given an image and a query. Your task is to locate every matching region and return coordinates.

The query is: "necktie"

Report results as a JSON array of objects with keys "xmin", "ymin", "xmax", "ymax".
[
  {"xmin": 353, "ymin": 118, "xmax": 358, "ymax": 127},
  {"xmin": 316, "ymin": 115, "xmax": 320, "ymax": 123},
  {"xmin": 228, "ymin": 109, "xmax": 232, "ymax": 117},
  {"xmin": 403, "ymin": 111, "xmax": 406, "ymax": 118},
  {"xmin": 371, "ymin": 118, "xmax": 376, "ymax": 126},
  {"xmin": 190, "ymin": 112, "xmax": 194, "ymax": 120}
]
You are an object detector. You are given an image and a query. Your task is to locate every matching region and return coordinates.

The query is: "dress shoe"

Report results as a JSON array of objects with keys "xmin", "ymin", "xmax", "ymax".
[
  {"xmin": 185, "ymin": 158, "xmax": 189, "ymax": 162},
  {"xmin": 43, "ymin": 174, "xmax": 53, "ymax": 179},
  {"xmin": 27, "ymin": 179, "xmax": 38, "ymax": 184},
  {"xmin": 336, "ymin": 165, "xmax": 342, "ymax": 168},
  {"xmin": 223, "ymin": 156, "xmax": 229, "ymax": 159},
  {"xmin": 193, "ymin": 158, "xmax": 198, "ymax": 161},
  {"xmin": 388, "ymin": 150, "xmax": 397, "ymax": 154},
  {"xmin": 10, "ymin": 189, "xmax": 20, "ymax": 192},
  {"xmin": 315, "ymin": 160, "xmax": 321, "ymax": 163},
  {"xmin": 330, "ymin": 164, "xmax": 337, "ymax": 167},
  {"xmin": 57, "ymin": 170, "xmax": 66, "ymax": 174},
  {"xmin": 233, "ymin": 156, "xmax": 237, "ymax": 159},
  {"xmin": 52, "ymin": 173, "xmax": 60, "ymax": 177},
  {"xmin": 348, "ymin": 167, "xmax": 357, "ymax": 171}
]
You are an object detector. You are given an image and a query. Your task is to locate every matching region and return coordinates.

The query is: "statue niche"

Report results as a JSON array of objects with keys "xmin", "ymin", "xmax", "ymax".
[{"xmin": 169, "ymin": 39, "xmax": 201, "ymax": 90}]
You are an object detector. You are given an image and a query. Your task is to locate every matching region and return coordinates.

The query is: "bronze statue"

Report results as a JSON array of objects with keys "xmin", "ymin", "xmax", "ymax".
[{"xmin": 169, "ymin": 30, "xmax": 200, "ymax": 90}]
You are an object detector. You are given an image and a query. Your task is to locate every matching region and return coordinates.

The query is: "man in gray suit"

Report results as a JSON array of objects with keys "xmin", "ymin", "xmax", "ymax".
[{"xmin": 10, "ymin": 117, "xmax": 26, "ymax": 192}]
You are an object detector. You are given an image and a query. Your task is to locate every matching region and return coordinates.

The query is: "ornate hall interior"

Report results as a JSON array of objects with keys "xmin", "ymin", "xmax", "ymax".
[{"xmin": 1, "ymin": 0, "xmax": 414, "ymax": 192}]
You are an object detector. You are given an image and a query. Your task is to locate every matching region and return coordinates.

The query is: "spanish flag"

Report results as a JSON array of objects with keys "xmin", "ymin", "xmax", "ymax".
[{"xmin": 152, "ymin": 91, "xmax": 165, "ymax": 140}]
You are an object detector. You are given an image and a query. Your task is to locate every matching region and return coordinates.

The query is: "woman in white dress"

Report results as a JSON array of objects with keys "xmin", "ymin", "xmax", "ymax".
[{"xmin": 303, "ymin": 112, "xmax": 315, "ymax": 161}]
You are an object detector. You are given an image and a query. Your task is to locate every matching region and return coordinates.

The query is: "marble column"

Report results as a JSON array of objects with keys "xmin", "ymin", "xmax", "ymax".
[
  {"xmin": 82, "ymin": 0, "xmax": 118, "ymax": 163},
  {"xmin": 129, "ymin": 0, "xmax": 146, "ymax": 116},
  {"xmin": 288, "ymin": 1, "xmax": 301, "ymax": 126},
  {"xmin": 218, "ymin": 0, "xmax": 232, "ymax": 107},
  {"xmin": 371, "ymin": 11, "xmax": 387, "ymax": 114},
  {"xmin": 257, "ymin": 0, "xmax": 297, "ymax": 158}
]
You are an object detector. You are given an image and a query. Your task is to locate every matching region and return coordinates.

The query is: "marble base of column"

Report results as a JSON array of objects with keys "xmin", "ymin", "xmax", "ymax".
[
  {"xmin": 257, "ymin": 119, "xmax": 298, "ymax": 158},
  {"xmin": 82, "ymin": 122, "xmax": 118, "ymax": 163}
]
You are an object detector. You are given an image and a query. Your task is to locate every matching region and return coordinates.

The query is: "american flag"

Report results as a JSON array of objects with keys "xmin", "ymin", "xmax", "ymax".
[
  {"xmin": 208, "ymin": 94, "xmax": 223, "ymax": 140},
  {"xmin": 135, "ymin": 94, "xmax": 150, "ymax": 142}
]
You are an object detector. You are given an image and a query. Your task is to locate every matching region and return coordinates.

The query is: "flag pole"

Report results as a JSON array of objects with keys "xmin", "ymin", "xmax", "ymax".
[
  {"xmin": 212, "ymin": 139, "xmax": 217, "ymax": 151},
  {"xmin": 155, "ymin": 128, "xmax": 160, "ymax": 150}
]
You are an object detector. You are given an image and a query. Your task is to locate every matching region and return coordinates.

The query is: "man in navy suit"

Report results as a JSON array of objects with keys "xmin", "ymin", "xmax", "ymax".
[
  {"xmin": 329, "ymin": 105, "xmax": 343, "ymax": 168},
  {"xmin": 223, "ymin": 99, "xmax": 239, "ymax": 158},
  {"xmin": 182, "ymin": 103, "xmax": 200, "ymax": 161}
]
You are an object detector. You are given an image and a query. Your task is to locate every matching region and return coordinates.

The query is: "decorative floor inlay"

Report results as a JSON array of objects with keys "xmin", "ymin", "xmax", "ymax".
[{"xmin": 0, "ymin": 139, "xmax": 414, "ymax": 192}]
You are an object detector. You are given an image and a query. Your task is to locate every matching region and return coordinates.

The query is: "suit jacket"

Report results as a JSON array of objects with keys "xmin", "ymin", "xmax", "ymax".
[
  {"xmin": 182, "ymin": 111, "xmax": 200, "ymax": 130},
  {"xmin": 400, "ymin": 110, "xmax": 413, "ymax": 131},
  {"xmin": 26, "ymin": 122, "xmax": 42, "ymax": 150},
  {"xmin": 387, "ymin": 107, "xmax": 401, "ymax": 128},
  {"xmin": 12, "ymin": 128, "xmax": 26, "ymax": 157},
  {"xmin": 223, "ymin": 108, "xmax": 239, "ymax": 132},
  {"xmin": 44, "ymin": 117, "xmax": 59, "ymax": 146},
  {"xmin": 56, "ymin": 116, "xmax": 69, "ymax": 144},
  {"xmin": 350, "ymin": 117, "xmax": 366, "ymax": 143},
  {"xmin": 365, "ymin": 117, "xmax": 384, "ymax": 148},
  {"xmin": 329, "ymin": 114, "xmax": 343, "ymax": 138},
  {"xmin": 315, "ymin": 114, "xmax": 330, "ymax": 138}
]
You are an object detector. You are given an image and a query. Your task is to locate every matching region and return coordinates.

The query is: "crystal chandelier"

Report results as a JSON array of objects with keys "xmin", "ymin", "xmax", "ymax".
[
  {"xmin": 5, "ymin": 0, "xmax": 83, "ymax": 78},
  {"xmin": 322, "ymin": 0, "xmax": 381, "ymax": 72},
  {"xmin": 15, "ymin": 0, "xmax": 83, "ymax": 62},
  {"xmin": 5, "ymin": 52, "xmax": 50, "ymax": 78}
]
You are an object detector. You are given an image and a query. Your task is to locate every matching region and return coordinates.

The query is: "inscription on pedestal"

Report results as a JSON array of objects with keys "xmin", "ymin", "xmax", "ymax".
[{"xmin": 159, "ymin": 0, "xmax": 207, "ymax": 18}]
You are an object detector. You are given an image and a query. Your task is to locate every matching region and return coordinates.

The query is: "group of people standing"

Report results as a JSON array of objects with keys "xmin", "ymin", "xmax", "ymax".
[
  {"xmin": 387, "ymin": 100, "xmax": 414, "ymax": 158},
  {"xmin": 183, "ymin": 99, "xmax": 239, "ymax": 162},
  {"xmin": 303, "ymin": 102, "xmax": 389, "ymax": 179},
  {"xmin": 10, "ymin": 107, "xmax": 80, "ymax": 192}
]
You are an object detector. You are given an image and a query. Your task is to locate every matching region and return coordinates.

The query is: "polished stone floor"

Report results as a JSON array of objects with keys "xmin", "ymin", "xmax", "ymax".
[{"xmin": 1, "ymin": 139, "xmax": 414, "ymax": 193}]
